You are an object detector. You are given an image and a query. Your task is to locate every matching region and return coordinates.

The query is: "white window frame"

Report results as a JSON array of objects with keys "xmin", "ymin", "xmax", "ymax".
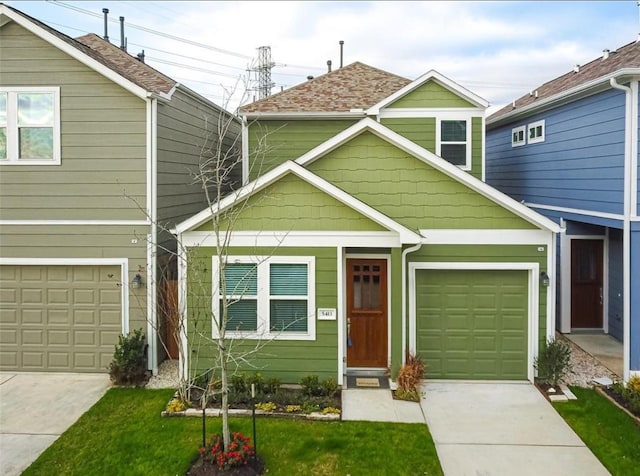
[
  {"xmin": 0, "ymin": 87, "xmax": 61, "ymax": 165},
  {"xmin": 436, "ymin": 117, "xmax": 472, "ymax": 170},
  {"xmin": 511, "ymin": 125, "xmax": 526, "ymax": 147},
  {"xmin": 212, "ymin": 255, "xmax": 316, "ymax": 341},
  {"xmin": 527, "ymin": 120, "xmax": 545, "ymax": 144}
]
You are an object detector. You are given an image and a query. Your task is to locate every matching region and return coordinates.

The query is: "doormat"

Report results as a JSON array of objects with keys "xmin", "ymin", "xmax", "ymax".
[{"xmin": 346, "ymin": 376, "xmax": 390, "ymax": 389}]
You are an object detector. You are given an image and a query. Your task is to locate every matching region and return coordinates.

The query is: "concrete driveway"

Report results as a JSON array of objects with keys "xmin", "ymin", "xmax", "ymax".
[
  {"xmin": 421, "ymin": 381, "xmax": 610, "ymax": 476},
  {"xmin": 0, "ymin": 372, "xmax": 110, "ymax": 476}
]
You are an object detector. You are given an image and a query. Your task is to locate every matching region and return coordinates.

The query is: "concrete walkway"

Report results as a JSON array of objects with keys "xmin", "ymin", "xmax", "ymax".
[
  {"xmin": 341, "ymin": 388, "xmax": 425, "ymax": 423},
  {"xmin": 421, "ymin": 381, "xmax": 610, "ymax": 476},
  {"xmin": 0, "ymin": 372, "xmax": 110, "ymax": 476}
]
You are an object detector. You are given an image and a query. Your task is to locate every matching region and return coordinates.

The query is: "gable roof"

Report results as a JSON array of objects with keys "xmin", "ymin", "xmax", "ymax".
[
  {"xmin": 0, "ymin": 3, "xmax": 175, "ymax": 98},
  {"xmin": 489, "ymin": 40, "xmax": 640, "ymax": 125},
  {"xmin": 367, "ymin": 69, "xmax": 489, "ymax": 114},
  {"xmin": 295, "ymin": 118, "xmax": 560, "ymax": 233},
  {"xmin": 172, "ymin": 160, "xmax": 422, "ymax": 243},
  {"xmin": 239, "ymin": 62, "xmax": 411, "ymax": 115}
]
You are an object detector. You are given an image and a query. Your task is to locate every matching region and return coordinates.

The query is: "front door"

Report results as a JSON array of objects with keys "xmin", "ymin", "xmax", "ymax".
[
  {"xmin": 571, "ymin": 239, "xmax": 603, "ymax": 328},
  {"xmin": 346, "ymin": 258, "xmax": 388, "ymax": 368}
]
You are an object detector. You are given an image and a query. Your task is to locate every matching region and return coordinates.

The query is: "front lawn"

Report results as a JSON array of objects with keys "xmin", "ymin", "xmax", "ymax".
[
  {"xmin": 553, "ymin": 386, "xmax": 640, "ymax": 476},
  {"xmin": 24, "ymin": 388, "xmax": 443, "ymax": 476}
]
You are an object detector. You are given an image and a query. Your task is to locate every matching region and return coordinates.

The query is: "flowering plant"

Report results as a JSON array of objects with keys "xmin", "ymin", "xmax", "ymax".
[{"xmin": 199, "ymin": 432, "xmax": 255, "ymax": 469}]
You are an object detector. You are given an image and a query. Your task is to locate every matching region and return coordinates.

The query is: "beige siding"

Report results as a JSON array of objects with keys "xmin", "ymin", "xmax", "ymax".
[
  {"xmin": 156, "ymin": 88, "xmax": 241, "ymax": 250},
  {"xmin": 0, "ymin": 21, "xmax": 147, "ymax": 221}
]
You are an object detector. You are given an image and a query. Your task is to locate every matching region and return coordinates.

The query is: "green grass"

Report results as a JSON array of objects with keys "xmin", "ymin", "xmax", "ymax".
[
  {"xmin": 553, "ymin": 386, "xmax": 640, "ymax": 476},
  {"xmin": 24, "ymin": 388, "xmax": 443, "ymax": 476}
]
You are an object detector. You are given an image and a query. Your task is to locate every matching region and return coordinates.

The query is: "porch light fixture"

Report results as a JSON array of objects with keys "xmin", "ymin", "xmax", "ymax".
[
  {"xmin": 540, "ymin": 272, "xmax": 550, "ymax": 287},
  {"xmin": 132, "ymin": 273, "xmax": 144, "ymax": 289}
]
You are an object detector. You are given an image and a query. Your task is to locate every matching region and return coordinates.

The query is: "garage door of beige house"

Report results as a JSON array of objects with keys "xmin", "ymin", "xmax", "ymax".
[{"xmin": 0, "ymin": 265, "xmax": 123, "ymax": 372}]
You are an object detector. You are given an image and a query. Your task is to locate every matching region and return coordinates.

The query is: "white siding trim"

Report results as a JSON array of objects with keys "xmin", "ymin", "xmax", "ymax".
[
  {"xmin": 148, "ymin": 98, "xmax": 158, "ymax": 375},
  {"xmin": 181, "ymin": 231, "xmax": 402, "ymax": 248},
  {"xmin": 337, "ymin": 247, "xmax": 345, "ymax": 381},
  {"xmin": 177, "ymin": 239, "xmax": 189, "ymax": 381},
  {"xmin": 408, "ymin": 261, "xmax": 539, "ymax": 382},
  {"xmin": 377, "ymin": 108, "xmax": 484, "ymax": 119},
  {"xmin": 242, "ymin": 117, "xmax": 249, "ymax": 185},
  {"xmin": 527, "ymin": 202, "xmax": 624, "ymax": 221},
  {"xmin": 0, "ymin": 220, "xmax": 151, "ymax": 226},
  {"xmin": 419, "ymin": 229, "xmax": 553, "ymax": 245},
  {"xmin": 481, "ymin": 114, "xmax": 487, "ymax": 181},
  {"xmin": 0, "ymin": 257, "xmax": 130, "ymax": 335}
]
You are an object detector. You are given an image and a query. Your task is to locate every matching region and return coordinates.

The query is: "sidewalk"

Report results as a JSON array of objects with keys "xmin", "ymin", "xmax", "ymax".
[{"xmin": 341, "ymin": 388, "xmax": 425, "ymax": 423}]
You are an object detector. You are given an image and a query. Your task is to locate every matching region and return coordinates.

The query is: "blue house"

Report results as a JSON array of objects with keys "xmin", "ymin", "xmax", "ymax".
[{"xmin": 486, "ymin": 41, "xmax": 639, "ymax": 382}]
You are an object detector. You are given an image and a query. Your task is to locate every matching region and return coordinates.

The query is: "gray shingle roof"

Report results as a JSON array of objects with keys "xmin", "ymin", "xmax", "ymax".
[
  {"xmin": 489, "ymin": 40, "xmax": 640, "ymax": 121},
  {"xmin": 240, "ymin": 62, "xmax": 411, "ymax": 114}
]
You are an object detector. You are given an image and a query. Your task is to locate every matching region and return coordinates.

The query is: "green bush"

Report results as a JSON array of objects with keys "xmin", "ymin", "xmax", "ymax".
[
  {"xmin": 534, "ymin": 338, "xmax": 572, "ymax": 387},
  {"xmin": 108, "ymin": 329, "xmax": 147, "ymax": 386},
  {"xmin": 612, "ymin": 376, "xmax": 640, "ymax": 416},
  {"xmin": 321, "ymin": 378, "xmax": 339, "ymax": 397},
  {"xmin": 264, "ymin": 377, "xmax": 282, "ymax": 395},
  {"xmin": 300, "ymin": 375, "xmax": 322, "ymax": 397}
]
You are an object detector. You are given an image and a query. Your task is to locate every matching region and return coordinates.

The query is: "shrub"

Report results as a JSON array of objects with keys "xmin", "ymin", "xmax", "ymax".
[
  {"xmin": 254, "ymin": 401, "xmax": 276, "ymax": 412},
  {"xmin": 321, "ymin": 406, "xmax": 341, "ymax": 415},
  {"xmin": 199, "ymin": 432, "xmax": 255, "ymax": 469},
  {"xmin": 300, "ymin": 374, "xmax": 322, "ymax": 396},
  {"xmin": 534, "ymin": 338, "xmax": 572, "ymax": 387},
  {"xmin": 613, "ymin": 377, "xmax": 640, "ymax": 416},
  {"xmin": 108, "ymin": 329, "xmax": 147, "ymax": 386},
  {"xmin": 247, "ymin": 373, "xmax": 265, "ymax": 394},
  {"xmin": 264, "ymin": 377, "xmax": 282, "ymax": 394},
  {"xmin": 285, "ymin": 404, "xmax": 302, "ymax": 413},
  {"xmin": 396, "ymin": 353, "xmax": 425, "ymax": 401},
  {"xmin": 230, "ymin": 374, "xmax": 248, "ymax": 394},
  {"xmin": 321, "ymin": 378, "xmax": 339, "ymax": 397},
  {"xmin": 166, "ymin": 398, "xmax": 188, "ymax": 413}
]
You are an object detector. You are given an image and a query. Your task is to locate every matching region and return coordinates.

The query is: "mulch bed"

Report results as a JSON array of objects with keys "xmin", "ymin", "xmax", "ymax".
[
  {"xmin": 600, "ymin": 386, "xmax": 640, "ymax": 420},
  {"xmin": 534, "ymin": 382, "xmax": 565, "ymax": 400},
  {"xmin": 187, "ymin": 456, "xmax": 265, "ymax": 476}
]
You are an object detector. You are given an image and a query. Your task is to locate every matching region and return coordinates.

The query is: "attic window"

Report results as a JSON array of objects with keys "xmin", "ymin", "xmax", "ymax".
[
  {"xmin": 512, "ymin": 126, "xmax": 526, "ymax": 147},
  {"xmin": 528, "ymin": 120, "xmax": 545, "ymax": 144},
  {"xmin": 438, "ymin": 119, "xmax": 471, "ymax": 169}
]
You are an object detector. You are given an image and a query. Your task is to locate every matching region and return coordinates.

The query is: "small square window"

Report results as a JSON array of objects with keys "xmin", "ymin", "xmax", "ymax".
[
  {"xmin": 527, "ymin": 120, "xmax": 545, "ymax": 144},
  {"xmin": 511, "ymin": 126, "xmax": 526, "ymax": 147}
]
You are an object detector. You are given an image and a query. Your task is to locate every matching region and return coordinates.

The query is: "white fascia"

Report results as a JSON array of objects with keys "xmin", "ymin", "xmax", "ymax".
[
  {"xmin": 376, "ymin": 108, "xmax": 484, "ymax": 119},
  {"xmin": 367, "ymin": 70, "xmax": 489, "ymax": 116},
  {"xmin": 0, "ymin": 220, "xmax": 151, "ymax": 226},
  {"xmin": 0, "ymin": 7, "xmax": 150, "ymax": 100},
  {"xmin": 296, "ymin": 118, "xmax": 559, "ymax": 233},
  {"xmin": 526, "ymin": 202, "xmax": 624, "ymax": 222},
  {"xmin": 419, "ymin": 229, "xmax": 554, "ymax": 245},
  {"xmin": 241, "ymin": 116, "xmax": 249, "ymax": 185},
  {"xmin": 240, "ymin": 111, "xmax": 366, "ymax": 120}
]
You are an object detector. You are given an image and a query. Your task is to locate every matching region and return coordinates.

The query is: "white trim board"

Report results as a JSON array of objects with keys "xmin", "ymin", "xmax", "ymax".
[
  {"xmin": 0, "ymin": 257, "xmax": 130, "ymax": 335},
  {"xmin": 419, "ymin": 229, "xmax": 553, "ymax": 245},
  {"xmin": 408, "ymin": 261, "xmax": 540, "ymax": 382},
  {"xmin": 0, "ymin": 220, "xmax": 151, "ymax": 226}
]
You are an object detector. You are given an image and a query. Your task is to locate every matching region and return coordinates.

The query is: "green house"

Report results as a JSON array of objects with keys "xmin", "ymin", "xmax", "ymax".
[{"xmin": 174, "ymin": 62, "xmax": 560, "ymax": 383}]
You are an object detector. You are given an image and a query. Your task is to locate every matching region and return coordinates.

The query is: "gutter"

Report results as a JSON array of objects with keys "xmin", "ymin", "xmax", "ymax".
[
  {"xmin": 401, "ymin": 242, "xmax": 423, "ymax": 366},
  {"xmin": 609, "ymin": 77, "xmax": 633, "ymax": 383}
]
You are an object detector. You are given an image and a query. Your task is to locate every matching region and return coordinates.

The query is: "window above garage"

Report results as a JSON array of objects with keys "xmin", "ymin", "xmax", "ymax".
[{"xmin": 0, "ymin": 87, "xmax": 61, "ymax": 165}]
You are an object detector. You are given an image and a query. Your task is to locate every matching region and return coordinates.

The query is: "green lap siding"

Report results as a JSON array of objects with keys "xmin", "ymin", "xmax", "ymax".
[
  {"xmin": 387, "ymin": 80, "xmax": 476, "ymax": 108},
  {"xmin": 381, "ymin": 118, "xmax": 436, "ymax": 152},
  {"xmin": 247, "ymin": 120, "xmax": 356, "ymax": 180},
  {"xmin": 308, "ymin": 131, "xmax": 536, "ymax": 230},
  {"xmin": 186, "ymin": 247, "xmax": 338, "ymax": 383},
  {"xmin": 416, "ymin": 269, "xmax": 528, "ymax": 380}
]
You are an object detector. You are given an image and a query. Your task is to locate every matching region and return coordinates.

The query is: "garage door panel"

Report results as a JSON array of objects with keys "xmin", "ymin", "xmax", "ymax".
[
  {"xmin": 0, "ymin": 265, "xmax": 122, "ymax": 372},
  {"xmin": 416, "ymin": 269, "xmax": 528, "ymax": 380}
]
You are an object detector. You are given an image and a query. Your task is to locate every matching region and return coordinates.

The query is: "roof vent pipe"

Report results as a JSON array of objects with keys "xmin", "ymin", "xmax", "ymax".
[
  {"xmin": 339, "ymin": 40, "xmax": 344, "ymax": 68},
  {"xmin": 307, "ymin": 75, "xmax": 314, "ymax": 80},
  {"xmin": 602, "ymin": 49, "xmax": 610, "ymax": 60},
  {"xmin": 102, "ymin": 8, "xmax": 109, "ymax": 41},
  {"xmin": 136, "ymin": 50, "xmax": 145, "ymax": 63},
  {"xmin": 327, "ymin": 60, "xmax": 332, "ymax": 73},
  {"xmin": 119, "ymin": 16, "xmax": 126, "ymax": 51},
  {"xmin": 573, "ymin": 64, "xmax": 580, "ymax": 73},
  {"xmin": 535, "ymin": 90, "xmax": 538, "ymax": 98}
]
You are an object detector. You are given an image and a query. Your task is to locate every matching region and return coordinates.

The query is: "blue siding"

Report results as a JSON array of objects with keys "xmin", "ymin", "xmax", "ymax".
[
  {"xmin": 607, "ymin": 228, "xmax": 623, "ymax": 341},
  {"xmin": 486, "ymin": 88, "xmax": 626, "ymax": 215},
  {"xmin": 637, "ymin": 90, "xmax": 640, "ymax": 217}
]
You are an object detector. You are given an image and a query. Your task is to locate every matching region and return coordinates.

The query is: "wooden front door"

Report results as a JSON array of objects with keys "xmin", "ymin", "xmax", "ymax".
[
  {"xmin": 571, "ymin": 239, "xmax": 603, "ymax": 328},
  {"xmin": 346, "ymin": 259, "xmax": 388, "ymax": 368}
]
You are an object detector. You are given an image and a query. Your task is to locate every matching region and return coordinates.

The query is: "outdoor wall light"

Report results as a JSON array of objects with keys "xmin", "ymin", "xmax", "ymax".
[
  {"xmin": 540, "ymin": 272, "xmax": 550, "ymax": 287},
  {"xmin": 132, "ymin": 273, "xmax": 144, "ymax": 289}
]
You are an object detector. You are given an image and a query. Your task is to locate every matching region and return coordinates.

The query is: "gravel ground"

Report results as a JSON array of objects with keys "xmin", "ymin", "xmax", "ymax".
[
  {"xmin": 558, "ymin": 334, "xmax": 619, "ymax": 387},
  {"xmin": 146, "ymin": 359, "xmax": 180, "ymax": 389},
  {"xmin": 146, "ymin": 336, "xmax": 619, "ymax": 390}
]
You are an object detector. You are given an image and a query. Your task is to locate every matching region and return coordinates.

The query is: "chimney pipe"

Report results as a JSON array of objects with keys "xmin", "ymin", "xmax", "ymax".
[
  {"xmin": 602, "ymin": 49, "xmax": 610, "ymax": 60},
  {"xmin": 102, "ymin": 8, "xmax": 109, "ymax": 41},
  {"xmin": 573, "ymin": 64, "xmax": 580, "ymax": 73},
  {"xmin": 119, "ymin": 16, "xmax": 126, "ymax": 51},
  {"xmin": 339, "ymin": 40, "xmax": 344, "ymax": 68},
  {"xmin": 327, "ymin": 60, "xmax": 332, "ymax": 73},
  {"xmin": 136, "ymin": 50, "xmax": 145, "ymax": 63}
]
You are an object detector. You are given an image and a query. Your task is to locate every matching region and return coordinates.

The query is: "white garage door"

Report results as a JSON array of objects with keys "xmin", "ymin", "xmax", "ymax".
[{"xmin": 0, "ymin": 265, "xmax": 122, "ymax": 372}]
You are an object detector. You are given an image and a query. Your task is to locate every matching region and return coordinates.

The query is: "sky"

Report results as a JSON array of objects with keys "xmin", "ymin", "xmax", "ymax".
[{"xmin": 6, "ymin": 1, "xmax": 639, "ymax": 114}]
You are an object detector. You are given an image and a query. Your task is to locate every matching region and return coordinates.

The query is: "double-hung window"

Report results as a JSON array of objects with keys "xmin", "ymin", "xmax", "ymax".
[
  {"xmin": 511, "ymin": 125, "xmax": 526, "ymax": 147},
  {"xmin": 0, "ymin": 87, "xmax": 61, "ymax": 165},
  {"xmin": 437, "ymin": 118, "xmax": 471, "ymax": 169},
  {"xmin": 527, "ymin": 120, "xmax": 545, "ymax": 144},
  {"xmin": 214, "ymin": 256, "xmax": 315, "ymax": 340}
]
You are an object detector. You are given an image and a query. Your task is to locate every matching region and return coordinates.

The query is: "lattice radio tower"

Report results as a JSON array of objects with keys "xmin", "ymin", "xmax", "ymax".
[{"xmin": 249, "ymin": 46, "xmax": 275, "ymax": 100}]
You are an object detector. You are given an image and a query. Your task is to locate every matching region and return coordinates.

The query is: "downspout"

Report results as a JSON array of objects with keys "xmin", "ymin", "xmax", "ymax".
[
  {"xmin": 401, "ymin": 242, "xmax": 423, "ymax": 366},
  {"xmin": 610, "ymin": 77, "xmax": 632, "ymax": 382}
]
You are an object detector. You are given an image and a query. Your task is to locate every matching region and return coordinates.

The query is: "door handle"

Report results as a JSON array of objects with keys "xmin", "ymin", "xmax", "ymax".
[{"xmin": 599, "ymin": 287, "xmax": 603, "ymax": 306}]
